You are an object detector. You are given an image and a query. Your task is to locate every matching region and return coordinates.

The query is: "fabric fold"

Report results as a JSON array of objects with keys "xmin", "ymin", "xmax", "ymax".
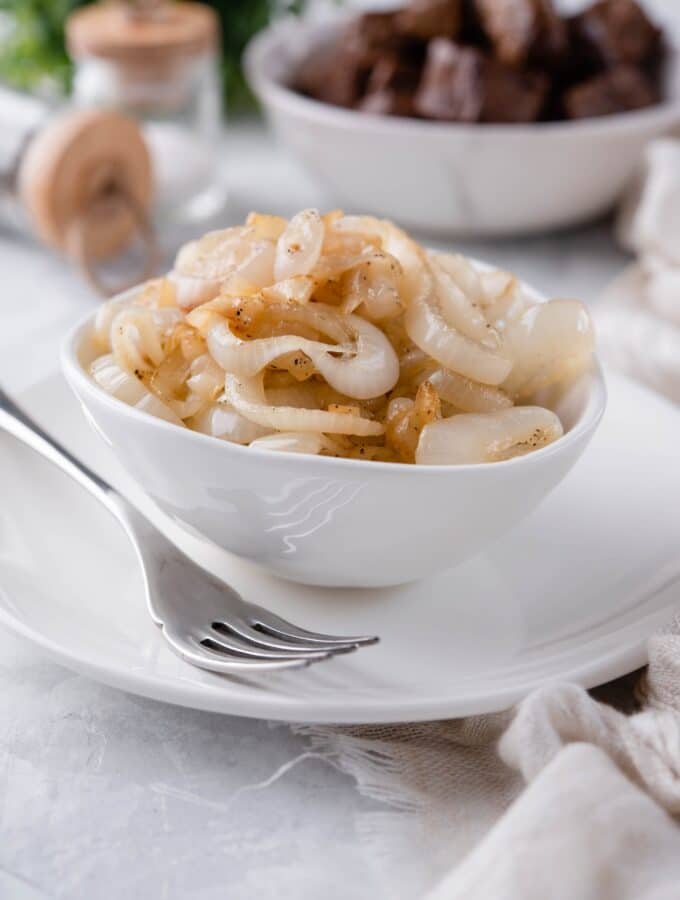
[{"xmin": 427, "ymin": 743, "xmax": 680, "ymax": 900}]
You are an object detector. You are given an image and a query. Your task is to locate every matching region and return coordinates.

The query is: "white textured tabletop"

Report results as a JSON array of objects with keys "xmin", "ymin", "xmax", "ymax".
[{"xmin": 0, "ymin": 124, "xmax": 629, "ymax": 900}]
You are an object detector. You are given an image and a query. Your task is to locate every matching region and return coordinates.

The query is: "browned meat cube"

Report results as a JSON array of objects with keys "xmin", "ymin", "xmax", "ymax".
[
  {"xmin": 482, "ymin": 58, "xmax": 550, "ymax": 121},
  {"xmin": 359, "ymin": 53, "xmax": 421, "ymax": 118},
  {"xmin": 358, "ymin": 89, "xmax": 419, "ymax": 117},
  {"xmin": 295, "ymin": 41, "xmax": 370, "ymax": 108},
  {"xmin": 475, "ymin": 0, "xmax": 568, "ymax": 68},
  {"xmin": 366, "ymin": 56, "xmax": 422, "ymax": 95},
  {"xmin": 296, "ymin": 12, "xmax": 406, "ymax": 109},
  {"xmin": 397, "ymin": 0, "xmax": 462, "ymax": 41},
  {"xmin": 414, "ymin": 39, "xmax": 548, "ymax": 122},
  {"xmin": 345, "ymin": 11, "xmax": 405, "ymax": 64},
  {"xmin": 458, "ymin": 0, "xmax": 488, "ymax": 45},
  {"xmin": 564, "ymin": 65, "xmax": 659, "ymax": 118},
  {"xmin": 570, "ymin": 0, "xmax": 662, "ymax": 68},
  {"xmin": 414, "ymin": 41, "xmax": 483, "ymax": 120}
]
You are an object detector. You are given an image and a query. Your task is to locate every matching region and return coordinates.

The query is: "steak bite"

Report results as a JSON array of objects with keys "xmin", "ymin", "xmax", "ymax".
[
  {"xmin": 397, "ymin": 0, "xmax": 463, "ymax": 41},
  {"xmin": 563, "ymin": 64, "xmax": 659, "ymax": 118},
  {"xmin": 296, "ymin": 12, "xmax": 405, "ymax": 108},
  {"xmin": 295, "ymin": 0, "xmax": 664, "ymax": 123},
  {"xmin": 569, "ymin": 0, "xmax": 662, "ymax": 68},
  {"xmin": 414, "ymin": 38, "xmax": 548, "ymax": 122},
  {"xmin": 295, "ymin": 41, "xmax": 369, "ymax": 108},
  {"xmin": 474, "ymin": 0, "xmax": 568, "ymax": 68}
]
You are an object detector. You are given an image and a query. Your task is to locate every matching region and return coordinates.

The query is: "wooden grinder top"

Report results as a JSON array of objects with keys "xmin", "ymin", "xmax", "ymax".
[
  {"xmin": 66, "ymin": 1, "xmax": 220, "ymax": 64},
  {"xmin": 19, "ymin": 108, "xmax": 157, "ymax": 294}
]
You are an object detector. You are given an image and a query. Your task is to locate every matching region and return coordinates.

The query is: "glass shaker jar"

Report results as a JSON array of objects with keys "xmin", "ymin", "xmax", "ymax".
[{"xmin": 67, "ymin": 0, "xmax": 226, "ymax": 227}]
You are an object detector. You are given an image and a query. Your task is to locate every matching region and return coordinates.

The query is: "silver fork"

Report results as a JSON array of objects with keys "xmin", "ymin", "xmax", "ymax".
[{"xmin": 0, "ymin": 388, "xmax": 378, "ymax": 672}]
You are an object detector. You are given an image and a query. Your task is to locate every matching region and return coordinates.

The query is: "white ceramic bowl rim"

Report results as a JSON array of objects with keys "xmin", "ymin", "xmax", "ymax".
[
  {"xmin": 245, "ymin": 16, "xmax": 680, "ymax": 139},
  {"xmin": 62, "ymin": 280, "xmax": 606, "ymax": 477}
]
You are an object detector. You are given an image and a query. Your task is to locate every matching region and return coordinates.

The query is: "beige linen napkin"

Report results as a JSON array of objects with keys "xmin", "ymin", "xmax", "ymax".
[
  {"xmin": 598, "ymin": 138, "xmax": 680, "ymax": 405},
  {"xmin": 299, "ymin": 628, "xmax": 680, "ymax": 898},
  {"xmin": 429, "ymin": 743, "xmax": 680, "ymax": 900},
  {"xmin": 295, "ymin": 140, "xmax": 680, "ymax": 898}
]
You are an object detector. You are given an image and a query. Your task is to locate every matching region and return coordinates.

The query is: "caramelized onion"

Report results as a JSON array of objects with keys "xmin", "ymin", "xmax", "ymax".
[
  {"xmin": 89, "ymin": 208, "xmax": 595, "ymax": 465},
  {"xmin": 110, "ymin": 306, "xmax": 182, "ymax": 376},
  {"xmin": 404, "ymin": 263, "xmax": 513, "ymax": 386},
  {"xmin": 249, "ymin": 432, "xmax": 331, "ymax": 455},
  {"xmin": 224, "ymin": 373, "xmax": 384, "ymax": 436},
  {"xmin": 91, "ymin": 355, "xmax": 182, "ymax": 425},
  {"xmin": 207, "ymin": 304, "xmax": 399, "ymax": 400},
  {"xmin": 428, "ymin": 369, "xmax": 513, "ymax": 413},
  {"xmin": 502, "ymin": 300, "xmax": 595, "ymax": 399},
  {"xmin": 274, "ymin": 209, "xmax": 324, "ymax": 281},
  {"xmin": 188, "ymin": 402, "xmax": 270, "ymax": 444},
  {"xmin": 416, "ymin": 407, "xmax": 564, "ymax": 465},
  {"xmin": 168, "ymin": 272, "xmax": 221, "ymax": 311},
  {"xmin": 430, "ymin": 255, "xmax": 498, "ymax": 347}
]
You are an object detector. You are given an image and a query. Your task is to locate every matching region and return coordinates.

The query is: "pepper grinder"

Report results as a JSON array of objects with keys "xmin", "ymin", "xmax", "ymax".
[{"xmin": 0, "ymin": 86, "xmax": 155, "ymax": 295}]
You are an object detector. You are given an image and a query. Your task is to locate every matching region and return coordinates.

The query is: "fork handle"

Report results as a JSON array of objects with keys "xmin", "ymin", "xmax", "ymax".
[
  {"xmin": 0, "ymin": 385, "xmax": 114, "ymax": 502},
  {"xmin": 0, "ymin": 385, "xmax": 175, "ymax": 563}
]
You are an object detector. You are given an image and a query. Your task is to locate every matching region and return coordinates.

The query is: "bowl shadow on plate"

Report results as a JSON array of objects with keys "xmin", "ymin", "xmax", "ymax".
[{"xmin": 154, "ymin": 505, "xmax": 528, "ymax": 678}]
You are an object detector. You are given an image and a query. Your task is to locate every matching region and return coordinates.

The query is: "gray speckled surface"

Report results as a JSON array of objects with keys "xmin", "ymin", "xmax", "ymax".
[
  {"xmin": 0, "ymin": 629, "xmax": 384, "ymax": 900},
  {"xmin": 0, "ymin": 124, "xmax": 631, "ymax": 899}
]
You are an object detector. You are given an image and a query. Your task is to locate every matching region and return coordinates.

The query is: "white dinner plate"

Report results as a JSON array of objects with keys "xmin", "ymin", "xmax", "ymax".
[{"xmin": 0, "ymin": 369, "xmax": 678, "ymax": 723}]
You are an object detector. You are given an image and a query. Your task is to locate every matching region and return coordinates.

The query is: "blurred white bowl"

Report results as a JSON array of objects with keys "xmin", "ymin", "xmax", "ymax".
[
  {"xmin": 245, "ymin": 18, "xmax": 680, "ymax": 236},
  {"xmin": 62, "ymin": 277, "xmax": 605, "ymax": 589}
]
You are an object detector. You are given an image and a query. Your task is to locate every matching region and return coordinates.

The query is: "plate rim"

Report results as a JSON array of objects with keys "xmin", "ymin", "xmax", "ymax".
[{"xmin": 0, "ymin": 603, "xmax": 653, "ymax": 723}]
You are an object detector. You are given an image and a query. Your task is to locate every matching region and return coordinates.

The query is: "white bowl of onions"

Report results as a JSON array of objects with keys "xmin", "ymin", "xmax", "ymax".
[{"xmin": 62, "ymin": 210, "xmax": 605, "ymax": 588}]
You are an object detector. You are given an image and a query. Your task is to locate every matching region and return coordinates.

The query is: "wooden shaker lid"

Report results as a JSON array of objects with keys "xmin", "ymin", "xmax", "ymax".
[
  {"xmin": 66, "ymin": 1, "xmax": 220, "ymax": 63},
  {"xmin": 18, "ymin": 108, "xmax": 153, "ymax": 260}
]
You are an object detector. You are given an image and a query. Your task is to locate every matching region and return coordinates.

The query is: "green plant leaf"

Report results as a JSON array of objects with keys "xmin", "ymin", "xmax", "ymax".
[{"xmin": 0, "ymin": 0, "xmax": 304, "ymax": 109}]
